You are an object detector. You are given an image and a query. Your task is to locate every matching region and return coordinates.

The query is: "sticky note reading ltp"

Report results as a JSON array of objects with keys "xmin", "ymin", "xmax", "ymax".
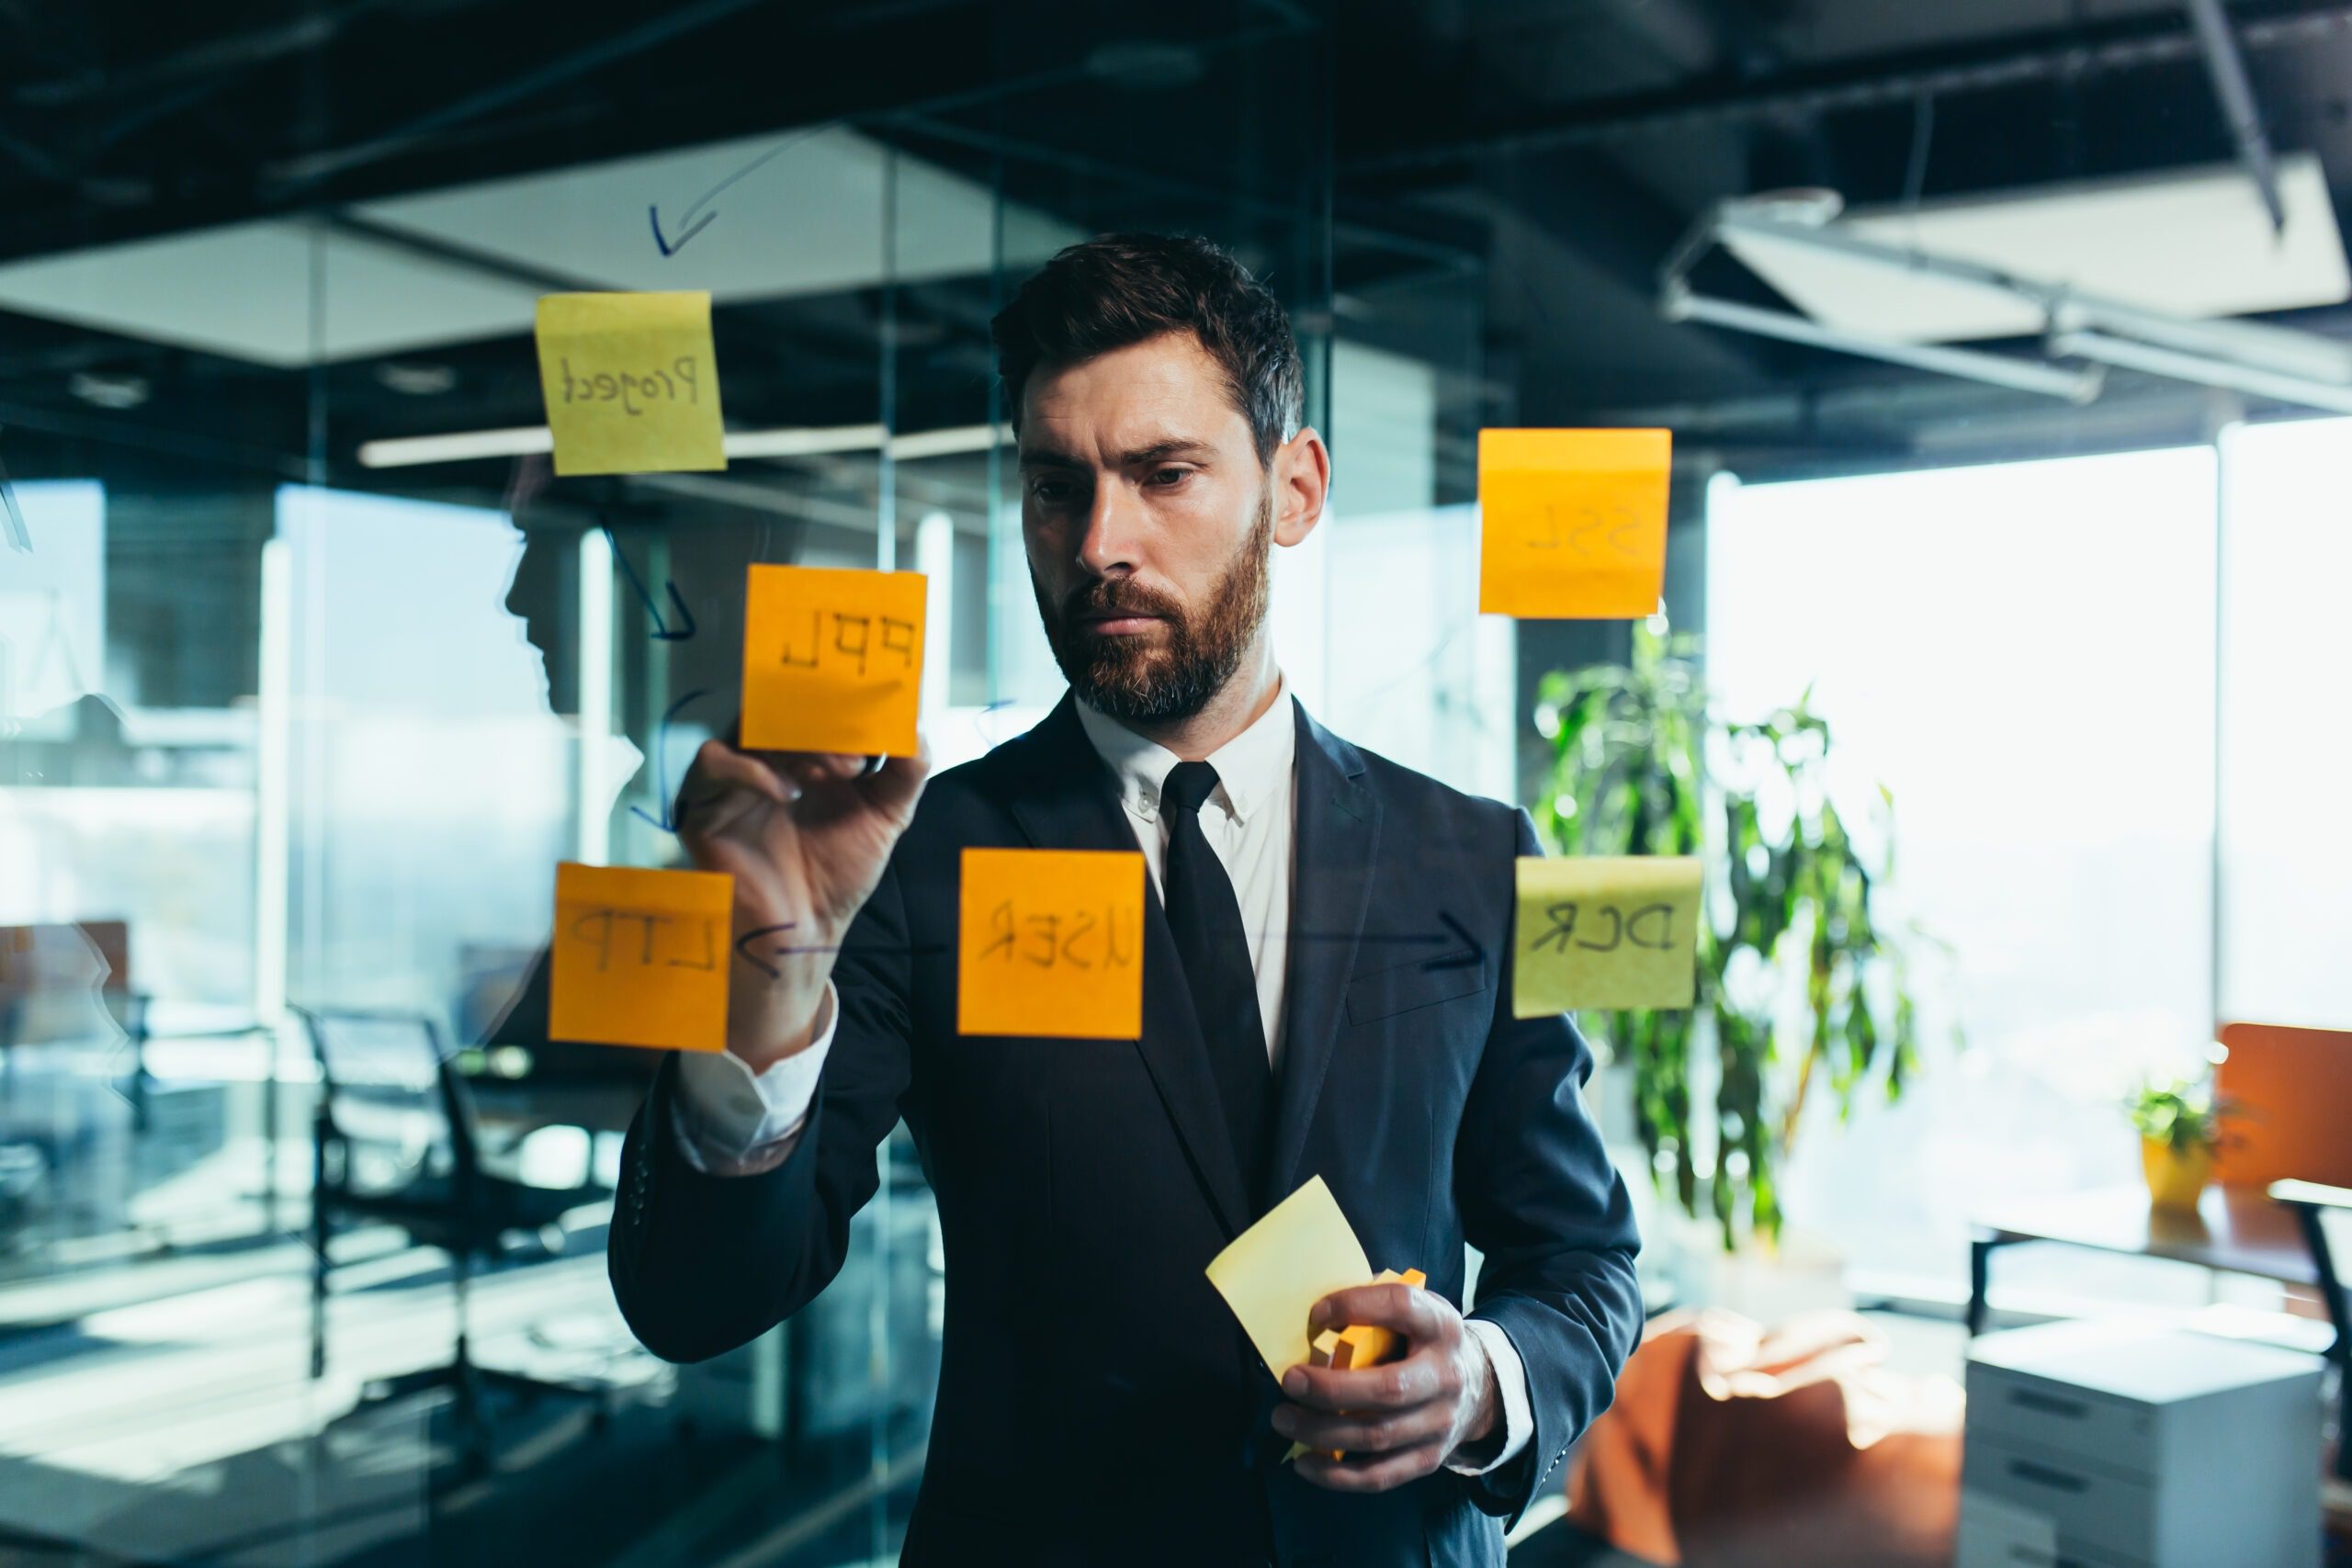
[
  {"xmin": 549, "ymin": 862, "xmax": 733, "ymax": 1052},
  {"xmin": 1206, "ymin": 1176, "xmax": 1374, "ymax": 1383},
  {"xmin": 957, "ymin": 848, "xmax": 1144, "ymax": 1039},
  {"xmin": 535, "ymin": 291, "xmax": 726, "ymax": 477},
  {"xmin": 1513, "ymin": 855, "xmax": 1703, "ymax": 1017},
  {"xmin": 1479, "ymin": 428, "xmax": 1671, "ymax": 618},
  {"xmin": 741, "ymin": 564, "xmax": 926, "ymax": 756}
]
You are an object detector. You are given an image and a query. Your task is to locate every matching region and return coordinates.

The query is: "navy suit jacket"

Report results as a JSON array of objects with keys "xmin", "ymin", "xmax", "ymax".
[{"xmin": 608, "ymin": 694, "xmax": 1642, "ymax": 1567}]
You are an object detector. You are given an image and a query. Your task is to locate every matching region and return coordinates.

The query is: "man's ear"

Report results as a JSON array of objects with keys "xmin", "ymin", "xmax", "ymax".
[{"xmin": 1272, "ymin": 426, "xmax": 1330, "ymax": 548}]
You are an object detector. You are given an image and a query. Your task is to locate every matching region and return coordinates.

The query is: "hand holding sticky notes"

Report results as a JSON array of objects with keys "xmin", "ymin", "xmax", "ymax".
[
  {"xmin": 741, "ymin": 563, "xmax": 926, "ymax": 757},
  {"xmin": 1512, "ymin": 855, "xmax": 1703, "ymax": 1016},
  {"xmin": 957, "ymin": 847, "xmax": 1144, "ymax": 1039},
  {"xmin": 548, "ymin": 862, "xmax": 733, "ymax": 1052},
  {"xmin": 1478, "ymin": 428, "xmax": 1671, "ymax": 619},
  {"xmin": 535, "ymin": 291, "xmax": 726, "ymax": 477},
  {"xmin": 1204, "ymin": 1175, "xmax": 1428, "ymax": 1463}
]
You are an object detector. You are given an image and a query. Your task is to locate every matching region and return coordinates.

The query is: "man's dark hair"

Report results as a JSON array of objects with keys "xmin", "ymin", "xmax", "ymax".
[{"xmin": 990, "ymin": 232, "xmax": 1305, "ymax": 466}]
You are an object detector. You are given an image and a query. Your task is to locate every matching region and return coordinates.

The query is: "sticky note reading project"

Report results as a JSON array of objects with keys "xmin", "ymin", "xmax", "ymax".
[
  {"xmin": 1513, "ymin": 855, "xmax": 1703, "ymax": 1016},
  {"xmin": 957, "ymin": 848, "xmax": 1144, "ymax": 1039},
  {"xmin": 1478, "ymin": 428, "xmax": 1671, "ymax": 618},
  {"xmin": 1206, "ymin": 1176, "xmax": 1374, "ymax": 1383},
  {"xmin": 535, "ymin": 291, "xmax": 726, "ymax": 477},
  {"xmin": 741, "ymin": 563, "xmax": 927, "ymax": 756},
  {"xmin": 549, "ymin": 862, "xmax": 732, "ymax": 1052}
]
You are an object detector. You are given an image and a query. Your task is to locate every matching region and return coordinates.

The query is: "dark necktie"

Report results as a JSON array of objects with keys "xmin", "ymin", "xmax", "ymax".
[{"xmin": 1159, "ymin": 761, "xmax": 1272, "ymax": 1203}]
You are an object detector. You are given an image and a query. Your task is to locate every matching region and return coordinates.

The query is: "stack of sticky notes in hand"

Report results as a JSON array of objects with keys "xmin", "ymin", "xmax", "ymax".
[{"xmin": 1295, "ymin": 1266, "xmax": 1429, "ymax": 1461}]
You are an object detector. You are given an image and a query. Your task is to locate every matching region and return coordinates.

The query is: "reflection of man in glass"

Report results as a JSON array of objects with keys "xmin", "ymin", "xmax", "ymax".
[{"xmin": 610, "ymin": 234, "xmax": 1641, "ymax": 1566}]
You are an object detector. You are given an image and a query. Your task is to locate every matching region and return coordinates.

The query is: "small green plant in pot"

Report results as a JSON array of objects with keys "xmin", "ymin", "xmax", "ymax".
[
  {"xmin": 1534, "ymin": 618, "xmax": 1943, "ymax": 1250},
  {"xmin": 2128, "ymin": 1077, "xmax": 2224, "ymax": 1213}
]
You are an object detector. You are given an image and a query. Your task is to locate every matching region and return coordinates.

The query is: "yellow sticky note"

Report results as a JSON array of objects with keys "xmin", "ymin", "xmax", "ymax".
[
  {"xmin": 1478, "ymin": 428, "xmax": 1671, "ymax": 618},
  {"xmin": 957, "ymin": 848, "xmax": 1144, "ymax": 1038},
  {"xmin": 740, "ymin": 564, "xmax": 927, "ymax": 756},
  {"xmin": 1513, "ymin": 855, "xmax": 1703, "ymax": 1017},
  {"xmin": 1206, "ymin": 1176, "xmax": 1374, "ymax": 1384},
  {"xmin": 548, "ymin": 862, "xmax": 732, "ymax": 1052},
  {"xmin": 535, "ymin": 291, "xmax": 726, "ymax": 477}
]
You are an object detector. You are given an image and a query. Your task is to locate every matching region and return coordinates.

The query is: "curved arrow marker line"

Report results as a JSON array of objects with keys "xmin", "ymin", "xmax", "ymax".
[
  {"xmin": 603, "ymin": 524, "xmax": 696, "ymax": 641},
  {"xmin": 648, "ymin": 124, "xmax": 830, "ymax": 257},
  {"xmin": 629, "ymin": 687, "xmax": 712, "ymax": 833}
]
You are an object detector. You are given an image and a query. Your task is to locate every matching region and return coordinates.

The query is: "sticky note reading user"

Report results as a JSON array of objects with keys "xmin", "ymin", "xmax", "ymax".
[
  {"xmin": 1478, "ymin": 428, "xmax": 1671, "ymax": 618},
  {"xmin": 548, "ymin": 862, "xmax": 732, "ymax": 1052},
  {"xmin": 957, "ymin": 848, "xmax": 1144, "ymax": 1039},
  {"xmin": 1206, "ymin": 1176, "xmax": 1374, "ymax": 1385},
  {"xmin": 535, "ymin": 291, "xmax": 726, "ymax": 477},
  {"xmin": 1513, "ymin": 855, "xmax": 1703, "ymax": 1016},
  {"xmin": 740, "ymin": 563, "xmax": 927, "ymax": 756}
]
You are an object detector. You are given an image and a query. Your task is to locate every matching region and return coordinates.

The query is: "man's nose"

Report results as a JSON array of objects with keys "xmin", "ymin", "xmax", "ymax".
[{"xmin": 1075, "ymin": 482, "xmax": 1138, "ymax": 577}]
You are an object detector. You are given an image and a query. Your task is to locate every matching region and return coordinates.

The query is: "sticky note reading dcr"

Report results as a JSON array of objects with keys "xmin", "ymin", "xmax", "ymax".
[
  {"xmin": 740, "ymin": 564, "xmax": 927, "ymax": 757},
  {"xmin": 1478, "ymin": 428, "xmax": 1671, "ymax": 619},
  {"xmin": 1206, "ymin": 1176, "xmax": 1374, "ymax": 1384},
  {"xmin": 1513, "ymin": 855, "xmax": 1703, "ymax": 1016},
  {"xmin": 957, "ymin": 847, "xmax": 1144, "ymax": 1039},
  {"xmin": 549, "ymin": 862, "xmax": 732, "ymax": 1052},
  {"xmin": 535, "ymin": 291, "xmax": 726, "ymax": 478}
]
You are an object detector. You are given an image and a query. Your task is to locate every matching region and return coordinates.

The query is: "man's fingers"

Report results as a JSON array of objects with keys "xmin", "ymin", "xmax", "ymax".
[
  {"xmin": 1280, "ymin": 1347, "xmax": 1448, "ymax": 1412},
  {"xmin": 855, "ymin": 736, "xmax": 932, "ymax": 819},
  {"xmin": 1272, "ymin": 1397, "xmax": 1451, "ymax": 1455},
  {"xmin": 1309, "ymin": 1282, "xmax": 1439, "ymax": 1338},
  {"xmin": 1292, "ymin": 1435, "xmax": 1449, "ymax": 1494}
]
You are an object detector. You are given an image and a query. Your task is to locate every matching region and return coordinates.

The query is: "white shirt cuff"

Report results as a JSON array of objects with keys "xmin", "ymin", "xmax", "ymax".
[
  {"xmin": 670, "ymin": 983, "xmax": 836, "ymax": 1173},
  {"xmin": 1445, "ymin": 1317, "xmax": 1534, "ymax": 1475}
]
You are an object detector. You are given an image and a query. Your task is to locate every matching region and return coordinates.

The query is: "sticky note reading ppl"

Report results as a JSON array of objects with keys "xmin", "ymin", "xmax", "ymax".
[
  {"xmin": 548, "ymin": 862, "xmax": 732, "ymax": 1052},
  {"xmin": 1478, "ymin": 428, "xmax": 1671, "ymax": 618},
  {"xmin": 1513, "ymin": 855, "xmax": 1703, "ymax": 1016},
  {"xmin": 535, "ymin": 291, "xmax": 725, "ymax": 477},
  {"xmin": 956, "ymin": 847, "xmax": 1144, "ymax": 1039},
  {"xmin": 741, "ymin": 564, "xmax": 927, "ymax": 756}
]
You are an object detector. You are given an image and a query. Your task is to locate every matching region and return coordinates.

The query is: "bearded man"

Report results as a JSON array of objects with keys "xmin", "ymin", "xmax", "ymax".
[{"xmin": 608, "ymin": 232, "xmax": 1641, "ymax": 1568}]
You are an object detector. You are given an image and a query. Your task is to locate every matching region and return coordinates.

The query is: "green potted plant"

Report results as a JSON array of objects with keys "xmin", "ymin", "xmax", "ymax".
[
  {"xmin": 1534, "ymin": 618, "xmax": 1942, "ymax": 1249},
  {"xmin": 2127, "ymin": 1077, "xmax": 2225, "ymax": 1213}
]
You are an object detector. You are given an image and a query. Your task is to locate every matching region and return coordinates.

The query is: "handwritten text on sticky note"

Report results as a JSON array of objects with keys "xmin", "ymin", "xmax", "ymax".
[
  {"xmin": 1513, "ymin": 855, "xmax": 1703, "ymax": 1016},
  {"xmin": 957, "ymin": 847, "xmax": 1143, "ymax": 1039},
  {"xmin": 549, "ymin": 862, "xmax": 733, "ymax": 1052},
  {"xmin": 740, "ymin": 563, "xmax": 926, "ymax": 756},
  {"xmin": 1479, "ymin": 428, "xmax": 1671, "ymax": 619},
  {"xmin": 535, "ymin": 291, "xmax": 726, "ymax": 478},
  {"xmin": 1206, "ymin": 1175, "xmax": 1375, "ymax": 1382}
]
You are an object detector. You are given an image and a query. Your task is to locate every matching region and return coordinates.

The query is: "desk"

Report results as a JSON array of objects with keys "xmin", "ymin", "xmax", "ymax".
[{"xmin": 1968, "ymin": 1182, "xmax": 2315, "ymax": 1335}]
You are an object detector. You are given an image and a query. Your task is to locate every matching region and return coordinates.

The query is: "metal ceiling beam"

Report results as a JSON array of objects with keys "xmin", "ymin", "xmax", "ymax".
[
  {"xmin": 2182, "ymin": 0, "xmax": 2287, "ymax": 233},
  {"xmin": 1345, "ymin": 2, "xmax": 2352, "ymax": 176}
]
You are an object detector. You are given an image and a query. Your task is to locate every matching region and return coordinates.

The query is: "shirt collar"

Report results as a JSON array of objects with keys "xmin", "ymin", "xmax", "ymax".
[{"xmin": 1073, "ymin": 677, "xmax": 1296, "ymax": 826}]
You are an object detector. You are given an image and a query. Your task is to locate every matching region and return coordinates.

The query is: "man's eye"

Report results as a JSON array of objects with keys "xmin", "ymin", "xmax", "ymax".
[
  {"xmin": 1148, "ymin": 468, "xmax": 1191, "ymax": 487},
  {"xmin": 1031, "ymin": 480, "xmax": 1073, "ymax": 503}
]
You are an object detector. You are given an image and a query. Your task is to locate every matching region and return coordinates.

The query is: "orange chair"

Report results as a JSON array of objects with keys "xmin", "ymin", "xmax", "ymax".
[{"xmin": 2219, "ymin": 1021, "xmax": 2352, "ymax": 1483}]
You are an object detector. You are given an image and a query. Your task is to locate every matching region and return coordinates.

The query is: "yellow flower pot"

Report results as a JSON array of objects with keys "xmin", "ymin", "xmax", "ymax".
[{"xmin": 2141, "ymin": 1136, "xmax": 2213, "ymax": 1213}]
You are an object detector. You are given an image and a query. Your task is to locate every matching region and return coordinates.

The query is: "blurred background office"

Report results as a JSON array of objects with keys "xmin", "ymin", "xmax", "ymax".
[{"xmin": 1, "ymin": 1, "xmax": 2348, "ymax": 1563}]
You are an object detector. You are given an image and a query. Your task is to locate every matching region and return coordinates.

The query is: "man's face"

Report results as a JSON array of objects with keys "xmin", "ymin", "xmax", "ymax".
[{"xmin": 1019, "ymin": 331, "xmax": 1277, "ymax": 725}]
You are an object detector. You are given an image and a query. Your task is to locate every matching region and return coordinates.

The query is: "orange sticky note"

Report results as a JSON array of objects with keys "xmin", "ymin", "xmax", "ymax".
[
  {"xmin": 740, "ymin": 564, "xmax": 926, "ymax": 756},
  {"xmin": 548, "ymin": 862, "xmax": 732, "ymax": 1052},
  {"xmin": 1478, "ymin": 428, "xmax": 1671, "ymax": 618},
  {"xmin": 957, "ymin": 848, "xmax": 1144, "ymax": 1039}
]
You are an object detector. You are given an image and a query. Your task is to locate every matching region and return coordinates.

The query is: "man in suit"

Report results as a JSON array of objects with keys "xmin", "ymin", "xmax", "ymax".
[{"xmin": 609, "ymin": 232, "xmax": 1642, "ymax": 1566}]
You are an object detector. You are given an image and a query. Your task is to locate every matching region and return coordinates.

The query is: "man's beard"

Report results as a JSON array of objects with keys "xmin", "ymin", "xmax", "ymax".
[{"xmin": 1034, "ymin": 491, "xmax": 1272, "ymax": 726}]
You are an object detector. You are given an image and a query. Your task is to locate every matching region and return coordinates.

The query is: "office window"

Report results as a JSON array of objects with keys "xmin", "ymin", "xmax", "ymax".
[{"xmin": 1707, "ymin": 449, "xmax": 2218, "ymax": 1284}]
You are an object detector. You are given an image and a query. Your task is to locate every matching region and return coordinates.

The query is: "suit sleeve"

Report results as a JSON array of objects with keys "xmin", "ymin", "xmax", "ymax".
[
  {"xmin": 606, "ymin": 852, "xmax": 920, "ymax": 1363},
  {"xmin": 1454, "ymin": 807, "xmax": 1645, "ymax": 1524}
]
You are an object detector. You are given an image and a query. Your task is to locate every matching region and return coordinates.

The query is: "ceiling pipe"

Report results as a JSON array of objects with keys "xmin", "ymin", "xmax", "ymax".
[{"xmin": 2181, "ymin": 0, "xmax": 2289, "ymax": 235}]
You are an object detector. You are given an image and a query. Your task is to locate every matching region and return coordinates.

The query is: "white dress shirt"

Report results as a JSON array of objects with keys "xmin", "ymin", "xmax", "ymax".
[{"xmin": 670, "ymin": 680, "xmax": 1532, "ymax": 1472}]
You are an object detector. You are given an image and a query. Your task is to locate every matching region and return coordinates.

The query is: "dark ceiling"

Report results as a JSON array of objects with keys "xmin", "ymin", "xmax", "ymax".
[{"xmin": 0, "ymin": 0, "xmax": 2345, "ymax": 503}]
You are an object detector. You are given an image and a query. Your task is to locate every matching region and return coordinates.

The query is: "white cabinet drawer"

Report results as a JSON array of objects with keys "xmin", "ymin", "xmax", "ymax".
[
  {"xmin": 1964, "ymin": 1434, "xmax": 2155, "ymax": 1563},
  {"xmin": 1966, "ymin": 1362, "xmax": 2156, "ymax": 1475}
]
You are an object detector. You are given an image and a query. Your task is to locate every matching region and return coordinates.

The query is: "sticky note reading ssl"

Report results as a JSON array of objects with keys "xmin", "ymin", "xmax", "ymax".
[
  {"xmin": 535, "ymin": 291, "xmax": 726, "ymax": 477},
  {"xmin": 957, "ymin": 848, "xmax": 1144, "ymax": 1039},
  {"xmin": 1478, "ymin": 428, "xmax": 1671, "ymax": 618},
  {"xmin": 1513, "ymin": 855, "xmax": 1703, "ymax": 1016},
  {"xmin": 740, "ymin": 564, "xmax": 927, "ymax": 756},
  {"xmin": 548, "ymin": 862, "xmax": 732, "ymax": 1052}
]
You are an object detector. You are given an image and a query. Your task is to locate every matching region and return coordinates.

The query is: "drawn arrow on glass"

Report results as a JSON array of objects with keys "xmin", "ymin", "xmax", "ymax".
[
  {"xmin": 648, "ymin": 125, "xmax": 828, "ymax": 257},
  {"xmin": 629, "ymin": 687, "xmax": 712, "ymax": 834},
  {"xmin": 603, "ymin": 524, "xmax": 695, "ymax": 641}
]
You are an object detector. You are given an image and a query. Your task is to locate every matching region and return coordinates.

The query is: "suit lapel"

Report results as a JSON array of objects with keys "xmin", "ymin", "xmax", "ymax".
[
  {"xmin": 1266, "ymin": 705, "xmax": 1381, "ymax": 1207},
  {"xmin": 1000, "ymin": 694, "xmax": 1253, "ymax": 1238}
]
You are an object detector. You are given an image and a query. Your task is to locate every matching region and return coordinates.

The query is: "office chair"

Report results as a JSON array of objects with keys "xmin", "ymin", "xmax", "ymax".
[{"xmin": 298, "ymin": 1007, "xmax": 612, "ymax": 1470}]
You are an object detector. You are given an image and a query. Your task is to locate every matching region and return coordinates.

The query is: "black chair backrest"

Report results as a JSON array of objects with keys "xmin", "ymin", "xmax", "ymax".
[{"xmin": 297, "ymin": 1009, "xmax": 481, "ymax": 1200}]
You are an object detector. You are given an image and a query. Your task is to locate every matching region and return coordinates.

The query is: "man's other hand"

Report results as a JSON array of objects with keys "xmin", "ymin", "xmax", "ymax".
[{"xmin": 1271, "ymin": 1281, "xmax": 1498, "ymax": 1492}]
